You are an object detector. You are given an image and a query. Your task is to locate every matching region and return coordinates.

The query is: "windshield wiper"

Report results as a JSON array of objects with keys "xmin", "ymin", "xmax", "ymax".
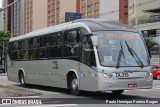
[
  {"xmin": 116, "ymin": 41, "xmax": 125, "ymax": 68},
  {"xmin": 125, "ymin": 41, "xmax": 144, "ymax": 68}
]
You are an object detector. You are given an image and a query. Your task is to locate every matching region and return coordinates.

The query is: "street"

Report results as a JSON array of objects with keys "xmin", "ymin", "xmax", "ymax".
[{"xmin": 0, "ymin": 74, "xmax": 160, "ymax": 107}]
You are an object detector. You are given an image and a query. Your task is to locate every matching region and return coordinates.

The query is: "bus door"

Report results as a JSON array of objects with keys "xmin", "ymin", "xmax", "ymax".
[{"xmin": 79, "ymin": 38, "xmax": 97, "ymax": 91}]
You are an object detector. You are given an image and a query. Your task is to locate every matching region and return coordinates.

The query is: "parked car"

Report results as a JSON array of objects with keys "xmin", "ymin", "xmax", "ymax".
[
  {"xmin": 147, "ymin": 15, "xmax": 160, "ymax": 23},
  {"xmin": 0, "ymin": 65, "xmax": 5, "ymax": 74},
  {"xmin": 151, "ymin": 64, "xmax": 160, "ymax": 80}
]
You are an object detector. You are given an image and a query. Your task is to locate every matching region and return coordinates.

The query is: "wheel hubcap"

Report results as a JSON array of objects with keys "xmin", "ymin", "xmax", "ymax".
[
  {"xmin": 157, "ymin": 74, "xmax": 160, "ymax": 80},
  {"xmin": 21, "ymin": 76, "xmax": 24, "ymax": 84},
  {"xmin": 72, "ymin": 79, "xmax": 78, "ymax": 90}
]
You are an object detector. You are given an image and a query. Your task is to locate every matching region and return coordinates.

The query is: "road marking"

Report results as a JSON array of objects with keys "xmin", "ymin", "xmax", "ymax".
[
  {"xmin": 6, "ymin": 96, "xmax": 40, "ymax": 98},
  {"xmin": 30, "ymin": 89, "xmax": 62, "ymax": 95},
  {"xmin": 153, "ymin": 86, "xmax": 160, "ymax": 90},
  {"xmin": 124, "ymin": 86, "xmax": 160, "ymax": 92},
  {"xmin": 15, "ymin": 104, "xmax": 78, "ymax": 107}
]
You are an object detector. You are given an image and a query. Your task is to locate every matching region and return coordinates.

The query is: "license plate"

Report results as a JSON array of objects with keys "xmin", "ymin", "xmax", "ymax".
[
  {"xmin": 115, "ymin": 73, "xmax": 129, "ymax": 78},
  {"xmin": 128, "ymin": 83, "xmax": 137, "ymax": 88}
]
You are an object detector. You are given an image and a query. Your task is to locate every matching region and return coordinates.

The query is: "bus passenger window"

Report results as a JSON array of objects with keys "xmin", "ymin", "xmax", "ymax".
[
  {"xmin": 50, "ymin": 46, "xmax": 62, "ymax": 58},
  {"xmin": 39, "ymin": 48, "xmax": 48, "ymax": 59},
  {"xmin": 22, "ymin": 40, "xmax": 29, "ymax": 49},
  {"xmin": 63, "ymin": 30, "xmax": 80, "ymax": 58},
  {"xmin": 13, "ymin": 41, "xmax": 21, "ymax": 50},
  {"xmin": 50, "ymin": 34, "xmax": 57, "ymax": 45},
  {"xmin": 12, "ymin": 51, "xmax": 20, "ymax": 60},
  {"xmin": 64, "ymin": 32, "xmax": 68, "ymax": 44},
  {"xmin": 40, "ymin": 36, "xmax": 50, "ymax": 47},
  {"xmin": 57, "ymin": 33, "xmax": 63, "ymax": 45},
  {"xmin": 68, "ymin": 31, "xmax": 77, "ymax": 44},
  {"xmin": 21, "ymin": 50, "xmax": 29, "ymax": 60},
  {"xmin": 30, "ymin": 49, "xmax": 39, "ymax": 60}
]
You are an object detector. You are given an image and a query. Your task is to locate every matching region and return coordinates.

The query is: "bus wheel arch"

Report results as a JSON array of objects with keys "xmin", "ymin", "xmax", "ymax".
[
  {"xmin": 18, "ymin": 69, "xmax": 26, "ymax": 87},
  {"xmin": 67, "ymin": 71, "xmax": 80, "ymax": 95},
  {"xmin": 156, "ymin": 73, "xmax": 160, "ymax": 80},
  {"xmin": 112, "ymin": 90, "xmax": 124, "ymax": 95}
]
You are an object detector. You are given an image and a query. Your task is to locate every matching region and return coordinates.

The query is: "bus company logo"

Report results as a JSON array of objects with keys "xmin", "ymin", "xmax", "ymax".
[
  {"xmin": 1, "ymin": 99, "xmax": 42, "ymax": 105},
  {"xmin": 2, "ymin": 99, "xmax": 12, "ymax": 105}
]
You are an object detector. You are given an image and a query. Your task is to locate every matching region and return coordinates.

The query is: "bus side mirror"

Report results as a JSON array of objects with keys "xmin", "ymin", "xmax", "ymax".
[
  {"xmin": 84, "ymin": 33, "xmax": 93, "ymax": 37},
  {"xmin": 92, "ymin": 36, "xmax": 98, "ymax": 46},
  {"xmin": 82, "ymin": 33, "xmax": 93, "ymax": 43}
]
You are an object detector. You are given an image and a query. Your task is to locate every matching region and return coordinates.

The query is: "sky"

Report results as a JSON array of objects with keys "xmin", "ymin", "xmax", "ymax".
[{"xmin": 0, "ymin": 0, "xmax": 2, "ymax": 8}]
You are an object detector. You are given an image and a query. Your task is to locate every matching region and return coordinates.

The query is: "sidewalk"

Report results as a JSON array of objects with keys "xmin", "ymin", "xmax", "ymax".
[{"xmin": 0, "ymin": 74, "xmax": 42, "ymax": 98}]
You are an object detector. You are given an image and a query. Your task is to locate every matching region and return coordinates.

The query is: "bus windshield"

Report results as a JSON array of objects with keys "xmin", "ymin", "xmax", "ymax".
[{"xmin": 95, "ymin": 31, "xmax": 149, "ymax": 67}]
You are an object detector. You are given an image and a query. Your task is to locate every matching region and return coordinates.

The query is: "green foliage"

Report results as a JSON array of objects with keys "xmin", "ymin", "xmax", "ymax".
[
  {"xmin": 0, "ymin": 31, "xmax": 11, "ymax": 41},
  {"xmin": 0, "ymin": 31, "xmax": 11, "ymax": 48},
  {"xmin": 144, "ymin": 38, "xmax": 159, "ymax": 50},
  {"xmin": 144, "ymin": 37, "xmax": 159, "ymax": 57}
]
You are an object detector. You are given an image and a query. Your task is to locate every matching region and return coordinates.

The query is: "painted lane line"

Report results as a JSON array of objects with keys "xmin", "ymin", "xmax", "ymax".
[{"xmin": 16, "ymin": 104, "xmax": 78, "ymax": 107}]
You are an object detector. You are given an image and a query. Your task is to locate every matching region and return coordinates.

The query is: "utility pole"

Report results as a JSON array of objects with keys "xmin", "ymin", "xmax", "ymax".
[
  {"xmin": 0, "ymin": 0, "xmax": 20, "ymax": 73},
  {"xmin": 0, "ymin": 0, "xmax": 20, "ymax": 12}
]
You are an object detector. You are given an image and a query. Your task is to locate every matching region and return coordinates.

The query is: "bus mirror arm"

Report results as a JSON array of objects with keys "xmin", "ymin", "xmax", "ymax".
[
  {"xmin": 84, "ymin": 33, "xmax": 93, "ymax": 37},
  {"xmin": 82, "ymin": 33, "xmax": 93, "ymax": 43}
]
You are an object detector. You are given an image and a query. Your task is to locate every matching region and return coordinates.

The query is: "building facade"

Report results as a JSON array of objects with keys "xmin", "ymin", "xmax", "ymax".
[
  {"xmin": 99, "ymin": 0, "xmax": 128, "ymax": 23},
  {"xmin": 80, "ymin": 0, "xmax": 128, "ymax": 23},
  {"xmin": 3, "ymin": 0, "xmax": 14, "ymax": 33},
  {"xmin": 128, "ymin": 0, "xmax": 160, "ymax": 58},
  {"xmin": 128, "ymin": 0, "xmax": 160, "ymax": 26},
  {"xmin": 12, "ymin": 0, "xmax": 24, "ymax": 36},
  {"xmin": 24, "ymin": 0, "xmax": 78, "ymax": 34},
  {"xmin": 80, "ymin": 0, "xmax": 100, "ymax": 18},
  {"xmin": 3, "ymin": 0, "xmax": 23, "ymax": 36},
  {"xmin": 0, "ymin": 10, "xmax": 3, "ymax": 31},
  {"xmin": 3, "ymin": 0, "xmax": 79, "ymax": 35},
  {"xmin": 3, "ymin": 0, "xmax": 129, "ymax": 36},
  {"xmin": 99, "ymin": 0, "xmax": 119, "ymax": 20},
  {"xmin": 119, "ymin": 0, "xmax": 128, "ymax": 24}
]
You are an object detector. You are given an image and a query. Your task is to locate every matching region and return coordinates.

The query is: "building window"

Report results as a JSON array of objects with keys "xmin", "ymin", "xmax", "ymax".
[{"xmin": 125, "ymin": 5, "xmax": 128, "ymax": 8}]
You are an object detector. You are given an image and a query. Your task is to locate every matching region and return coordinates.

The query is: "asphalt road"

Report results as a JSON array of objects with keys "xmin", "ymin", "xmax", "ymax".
[{"xmin": 0, "ymin": 74, "xmax": 160, "ymax": 107}]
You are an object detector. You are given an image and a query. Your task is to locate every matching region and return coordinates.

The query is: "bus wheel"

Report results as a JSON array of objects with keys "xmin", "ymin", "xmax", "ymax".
[
  {"xmin": 19, "ymin": 73, "xmax": 26, "ymax": 87},
  {"xmin": 156, "ymin": 74, "xmax": 160, "ymax": 80},
  {"xmin": 69, "ymin": 73, "xmax": 80, "ymax": 95},
  {"xmin": 112, "ymin": 90, "xmax": 124, "ymax": 95}
]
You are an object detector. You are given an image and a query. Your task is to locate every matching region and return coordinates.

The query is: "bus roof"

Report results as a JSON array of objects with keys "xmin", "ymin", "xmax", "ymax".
[
  {"xmin": 73, "ymin": 19, "xmax": 138, "ymax": 32},
  {"xmin": 9, "ymin": 19, "xmax": 138, "ymax": 42}
]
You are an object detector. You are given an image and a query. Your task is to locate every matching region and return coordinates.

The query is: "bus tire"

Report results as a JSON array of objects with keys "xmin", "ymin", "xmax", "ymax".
[
  {"xmin": 69, "ymin": 73, "xmax": 80, "ymax": 96},
  {"xmin": 156, "ymin": 74, "xmax": 160, "ymax": 80},
  {"xmin": 112, "ymin": 90, "xmax": 124, "ymax": 95},
  {"xmin": 19, "ymin": 72, "xmax": 26, "ymax": 87}
]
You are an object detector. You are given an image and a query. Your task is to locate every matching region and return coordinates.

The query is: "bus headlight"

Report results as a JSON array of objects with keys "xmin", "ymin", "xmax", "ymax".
[
  {"xmin": 102, "ymin": 73, "xmax": 109, "ymax": 78},
  {"xmin": 150, "ymin": 73, "xmax": 153, "ymax": 77}
]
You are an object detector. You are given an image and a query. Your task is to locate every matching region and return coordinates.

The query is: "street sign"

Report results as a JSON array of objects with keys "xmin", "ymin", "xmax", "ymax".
[{"xmin": 65, "ymin": 12, "xmax": 82, "ymax": 22}]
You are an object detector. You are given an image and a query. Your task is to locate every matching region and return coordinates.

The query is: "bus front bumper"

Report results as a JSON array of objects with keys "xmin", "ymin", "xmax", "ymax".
[{"xmin": 97, "ymin": 77, "xmax": 153, "ymax": 91}]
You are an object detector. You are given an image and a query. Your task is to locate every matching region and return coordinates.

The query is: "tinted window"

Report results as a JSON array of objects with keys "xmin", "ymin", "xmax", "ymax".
[
  {"xmin": 30, "ymin": 49, "xmax": 39, "ymax": 59},
  {"xmin": 64, "ymin": 30, "xmax": 80, "ymax": 58},
  {"xmin": 20, "ymin": 50, "xmax": 29, "ymax": 60},
  {"xmin": 50, "ymin": 46, "xmax": 62, "ymax": 58},
  {"xmin": 68, "ymin": 31, "xmax": 78, "ymax": 44},
  {"xmin": 12, "ymin": 51, "xmax": 20, "ymax": 60},
  {"xmin": 39, "ymin": 48, "xmax": 49, "ymax": 59},
  {"xmin": 50, "ymin": 33, "xmax": 63, "ymax": 45},
  {"xmin": 22, "ymin": 40, "xmax": 29, "ymax": 49},
  {"xmin": 13, "ymin": 41, "xmax": 21, "ymax": 50},
  {"xmin": 40, "ymin": 36, "xmax": 50, "ymax": 47}
]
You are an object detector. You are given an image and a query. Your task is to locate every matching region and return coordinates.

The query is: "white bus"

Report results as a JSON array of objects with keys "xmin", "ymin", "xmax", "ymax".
[{"xmin": 7, "ymin": 19, "xmax": 153, "ymax": 95}]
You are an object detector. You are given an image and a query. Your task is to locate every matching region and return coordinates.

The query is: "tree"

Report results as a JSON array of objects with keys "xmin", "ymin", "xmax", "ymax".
[
  {"xmin": 0, "ymin": 31, "xmax": 11, "ymax": 41},
  {"xmin": 0, "ymin": 31, "xmax": 11, "ymax": 47},
  {"xmin": 144, "ymin": 37, "xmax": 159, "ymax": 57}
]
